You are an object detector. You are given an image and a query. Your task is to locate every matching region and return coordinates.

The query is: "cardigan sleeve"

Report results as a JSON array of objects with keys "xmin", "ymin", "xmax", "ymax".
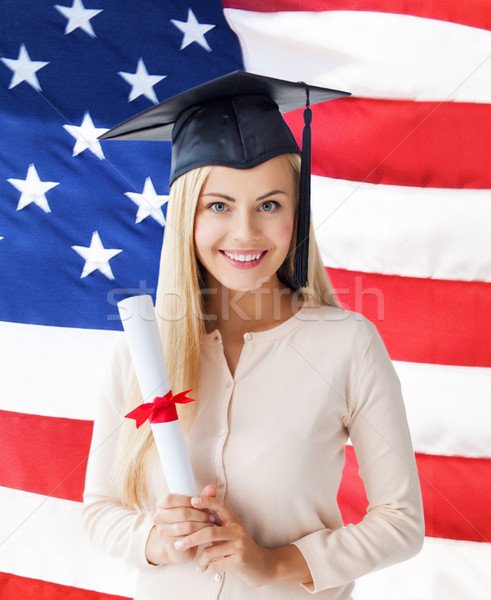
[
  {"xmin": 82, "ymin": 338, "xmax": 155, "ymax": 569},
  {"xmin": 292, "ymin": 322, "xmax": 424, "ymax": 593}
]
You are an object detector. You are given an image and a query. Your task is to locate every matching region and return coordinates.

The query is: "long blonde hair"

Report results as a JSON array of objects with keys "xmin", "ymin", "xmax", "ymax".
[{"xmin": 115, "ymin": 154, "xmax": 339, "ymax": 509}]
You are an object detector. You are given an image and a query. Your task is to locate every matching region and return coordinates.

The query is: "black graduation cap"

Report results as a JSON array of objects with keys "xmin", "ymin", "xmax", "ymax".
[{"xmin": 100, "ymin": 71, "xmax": 350, "ymax": 288}]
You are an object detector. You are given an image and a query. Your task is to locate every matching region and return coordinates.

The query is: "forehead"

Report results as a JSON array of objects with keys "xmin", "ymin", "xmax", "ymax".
[{"xmin": 201, "ymin": 155, "xmax": 296, "ymax": 193}]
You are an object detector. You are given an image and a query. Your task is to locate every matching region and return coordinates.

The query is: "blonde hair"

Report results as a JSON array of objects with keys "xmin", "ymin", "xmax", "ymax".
[{"xmin": 115, "ymin": 154, "xmax": 339, "ymax": 509}]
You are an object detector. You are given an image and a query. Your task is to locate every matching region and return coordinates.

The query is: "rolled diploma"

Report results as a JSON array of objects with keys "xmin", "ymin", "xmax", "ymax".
[{"xmin": 117, "ymin": 295, "xmax": 197, "ymax": 497}]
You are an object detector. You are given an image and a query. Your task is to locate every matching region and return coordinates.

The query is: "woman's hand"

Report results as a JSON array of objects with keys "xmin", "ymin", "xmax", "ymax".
[
  {"xmin": 173, "ymin": 493, "xmax": 311, "ymax": 588},
  {"xmin": 146, "ymin": 484, "xmax": 217, "ymax": 565}
]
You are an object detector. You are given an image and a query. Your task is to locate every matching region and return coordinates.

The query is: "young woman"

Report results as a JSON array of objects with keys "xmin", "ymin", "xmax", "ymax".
[{"xmin": 83, "ymin": 72, "xmax": 424, "ymax": 599}]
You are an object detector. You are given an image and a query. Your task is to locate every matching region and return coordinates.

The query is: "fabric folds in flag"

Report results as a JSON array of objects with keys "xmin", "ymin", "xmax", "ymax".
[{"xmin": 0, "ymin": 1, "xmax": 489, "ymax": 598}]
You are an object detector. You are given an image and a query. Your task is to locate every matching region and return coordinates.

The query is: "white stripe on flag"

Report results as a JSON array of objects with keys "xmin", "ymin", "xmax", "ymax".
[
  {"xmin": 311, "ymin": 175, "xmax": 491, "ymax": 282},
  {"xmin": 2, "ymin": 322, "xmax": 490, "ymax": 459},
  {"xmin": 224, "ymin": 8, "xmax": 491, "ymax": 103},
  {"xmin": 353, "ymin": 535, "xmax": 491, "ymax": 600},
  {"xmin": 394, "ymin": 361, "xmax": 491, "ymax": 458},
  {"xmin": 2, "ymin": 486, "xmax": 490, "ymax": 600},
  {"xmin": 0, "ymin": 486, "xmax": 137, "ymax": 597},
  {"xmin": 0, "ymin": 321, "xmax": 121, "ymax": 419}
]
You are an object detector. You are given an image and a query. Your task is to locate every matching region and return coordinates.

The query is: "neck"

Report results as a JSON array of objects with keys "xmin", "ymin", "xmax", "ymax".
[{"xmin": 203, "ymin": 273, "xmax": 301, "ymax": 337}]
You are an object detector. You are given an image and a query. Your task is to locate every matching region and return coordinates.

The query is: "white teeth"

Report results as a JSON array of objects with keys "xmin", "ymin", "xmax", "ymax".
[{"xmin": 223, "ymin": 251, "xmax": 263, "ymax": 262}]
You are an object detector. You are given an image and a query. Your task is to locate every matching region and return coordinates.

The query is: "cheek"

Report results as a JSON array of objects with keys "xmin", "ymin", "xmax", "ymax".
[
  {"xmin": 194, "ymin": 215, "xmax": 221, "ymax": 257},
  {"xmin": 273, "ymin": 215, "xmax": 295, "ymax": 250}
]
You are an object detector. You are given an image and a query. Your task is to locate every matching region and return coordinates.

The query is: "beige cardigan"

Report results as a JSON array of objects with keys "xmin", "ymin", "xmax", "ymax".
[{"xmin": 83, "ymin": 304, "xmax": 424, "ymax": 599}]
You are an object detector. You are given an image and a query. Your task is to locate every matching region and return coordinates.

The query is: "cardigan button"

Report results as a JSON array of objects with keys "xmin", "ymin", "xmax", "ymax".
[
  {"xmin": 214, "ymin": 573, "xmax": 222, "ymax": 582},
  {"xmin": 243, "ymin": 332, "xmax": 252, "ymax": 341},
  {"xmin": 217, "ymin": 480, "xmax": 224, "ymax": 488}
]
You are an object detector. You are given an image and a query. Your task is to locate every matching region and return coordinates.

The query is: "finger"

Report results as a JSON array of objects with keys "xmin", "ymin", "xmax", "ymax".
[
  {"xmin": 200, "ymin": 554, "xmax": 234, "ymax": 576},
  {"xmin": 198, "ymin": 541, "xmax": 235, "ymax": 572},
  {"xmin": 154, "ymin": 506, "xmax": 213, "ymax": 525},
  {"xmin": 174, "ymin": 523, "xmax": 234, "ymax": 552},
  {"xmin": 200, "ymin": 484, "xmax": 217, "ymax": 498},
  {"xmin": 156, "ymin": 493, "xmax": 193, "ymax": 510},
  {"xmin": 157, "ymin": 520, "xmax": 212, "ymax": 538},
  {"xmin": 190, "ymin": 495, "xmax": 237, "ymax": 526}
]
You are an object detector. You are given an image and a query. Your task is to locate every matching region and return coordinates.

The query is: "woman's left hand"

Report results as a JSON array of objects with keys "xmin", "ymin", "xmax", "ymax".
[{"xmin": 173, "ymin": 493, "xmax": 276, "ymax": 587}]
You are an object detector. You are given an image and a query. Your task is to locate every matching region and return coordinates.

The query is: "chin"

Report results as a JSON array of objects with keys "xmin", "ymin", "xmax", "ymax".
[{"xmin": 219, "ymin": 273, "xmax": 274, "ymax": 293}]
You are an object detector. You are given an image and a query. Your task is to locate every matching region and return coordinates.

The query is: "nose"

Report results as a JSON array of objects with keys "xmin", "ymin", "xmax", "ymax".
[{"xmin": 231, "ymin": 207, "xmax": 259, "ymax": 243}]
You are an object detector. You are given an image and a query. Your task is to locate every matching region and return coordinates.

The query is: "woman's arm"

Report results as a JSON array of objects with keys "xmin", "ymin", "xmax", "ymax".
[
  {"xmin": 82, "ymin": 339, "xmax": 156, "ymax": 567},
  {"xmin": 291, "ymin": 323, "xmax": 425, "ymax": 592},
  {"xmin": 83, "ymin": 339, "xmax": 216, "ymax": 568}
]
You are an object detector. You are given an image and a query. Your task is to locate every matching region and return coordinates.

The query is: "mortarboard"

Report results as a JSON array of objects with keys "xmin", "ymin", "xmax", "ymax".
[{"xmin": 100, "ymin": 71, "xmax": 349, "ymax": 288}]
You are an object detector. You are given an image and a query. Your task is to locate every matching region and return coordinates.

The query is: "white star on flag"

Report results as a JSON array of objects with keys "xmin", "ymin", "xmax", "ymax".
[
  {"xmin": 72, "ymin": 231, "xmax": 122, "ymax": 279},
  {"xmin": 170, "ymin": 9, "xmax": 215, "ymax": 52},
  {"xmin": 63, "ymin": 112, "xmax": 108, "ymax": 159},
  {"xmin": 119, "ymin": 58, "xmax": 167, "ymax": 103},
  {"xmin": 125, "ymin": 177, "xmax": 168, "ymax": 226},
  {"xmin": 1, "ymin": 44, "xmax": 49, "ymax": 91},
  {"xmin": 7, "ymin": 164, "xmax": 60, "ymax": 213},
  {"xmin": 54, "ymin": 0, "xmax": 102, "ymax": 38}
]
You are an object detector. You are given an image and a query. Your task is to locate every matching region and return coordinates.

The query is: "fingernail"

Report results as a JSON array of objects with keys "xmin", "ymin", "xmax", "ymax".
[
  {"xmin": 191, "ymin": 497, "xmax": 202, "ymax": 505},
  {"xmin": 174, "ymin": 539, "xmax": 184, "ymax": 550}
]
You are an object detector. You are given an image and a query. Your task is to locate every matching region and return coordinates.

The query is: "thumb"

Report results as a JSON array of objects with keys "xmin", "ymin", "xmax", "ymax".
[{"xmin": 199, "ymin": 484, "xmax": 217, "ymax": 498}]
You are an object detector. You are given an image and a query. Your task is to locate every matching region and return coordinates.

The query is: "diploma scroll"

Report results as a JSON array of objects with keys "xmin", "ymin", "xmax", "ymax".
[{"xmin": 117, "ymin": 295, "xmax": 198, "ymax": 497}]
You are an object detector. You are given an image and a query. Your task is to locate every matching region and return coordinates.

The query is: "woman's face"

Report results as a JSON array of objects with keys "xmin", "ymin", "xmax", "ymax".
[{"xmin": 194, "ymin": 155, "xmax": 296, "ymax": 292}]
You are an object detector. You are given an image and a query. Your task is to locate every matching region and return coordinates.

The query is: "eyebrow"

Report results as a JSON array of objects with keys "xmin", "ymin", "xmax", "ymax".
[{"xmin": 201, "ymin": 190, "xmax": 288, "ymax": 202}]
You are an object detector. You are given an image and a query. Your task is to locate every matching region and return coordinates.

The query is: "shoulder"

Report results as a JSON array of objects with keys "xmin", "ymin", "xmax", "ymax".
[
  {"xmin": 284, "ymin": 304, "xmax": 384, "ymax": 386},
  {"xmin": 294, "ymin": 303, "xmax": 377, "ymax": 350}
]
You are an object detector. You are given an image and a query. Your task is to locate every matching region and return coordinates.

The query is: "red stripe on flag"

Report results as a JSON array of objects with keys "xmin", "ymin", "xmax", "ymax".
[
  {"xmin": 0, "ymin": 572, "xmax": 129, "ymax": 600},
  {"xmin": 284, "ymin": 98, "xmax": 491, "ymax": 189},
  {"xmin": 222, "ymin": 0, "xmax": 491, "ymax": 31},
  {"xmin": 2, "ymin": 411, "xmax": 490, "ymax": 542},
  {"xmin": 0, "ymin": 411, "xmax": 92, "ymax": 502},
  {"xmin": 326, "ymin": 268, "xmax": 491, "ymax": 368},
  {"xmin": 339, "ymin": 446, "xmax": 491, "ymax": 543},
  {"xmin": 417, "ymin": 453, "xmax": 491, "ymax": 543}
]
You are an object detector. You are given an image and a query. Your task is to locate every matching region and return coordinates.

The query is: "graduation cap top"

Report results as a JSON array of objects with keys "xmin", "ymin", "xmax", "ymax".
[{"xmin": 101, "ymin": 71, "xmax": 350, "ymax": 288}]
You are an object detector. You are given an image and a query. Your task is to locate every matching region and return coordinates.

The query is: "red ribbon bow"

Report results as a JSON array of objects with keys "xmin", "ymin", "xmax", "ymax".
[{"xmin": 125, "ymin": 389, "xmax": 194, "ymax": 428}]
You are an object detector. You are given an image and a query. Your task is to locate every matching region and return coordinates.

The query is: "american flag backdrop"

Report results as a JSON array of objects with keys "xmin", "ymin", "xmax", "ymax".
[{"xmin": 0, "ymin": 1, "xmax": 490, "ymax": 598}]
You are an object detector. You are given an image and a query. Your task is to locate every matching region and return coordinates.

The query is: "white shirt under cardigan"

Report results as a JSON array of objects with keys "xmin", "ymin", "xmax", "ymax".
[{"xmin": 83, "ymin": 304, "xmax": 424, "ymax": 599}]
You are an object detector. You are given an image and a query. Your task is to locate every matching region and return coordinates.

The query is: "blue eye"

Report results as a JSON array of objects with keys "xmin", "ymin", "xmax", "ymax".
[
  {"xmin": 260, "ymin": 201, "xmax": 279, "ymax": 212},
  {"xmin": 209, "ymin": 202, "xmax": 228, "ymax": 212}
]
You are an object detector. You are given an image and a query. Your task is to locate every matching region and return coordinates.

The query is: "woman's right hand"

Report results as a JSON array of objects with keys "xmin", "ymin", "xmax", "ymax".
[{"xmin": 146, "ymin": 484, "xmax": 217, "ymax": 565}]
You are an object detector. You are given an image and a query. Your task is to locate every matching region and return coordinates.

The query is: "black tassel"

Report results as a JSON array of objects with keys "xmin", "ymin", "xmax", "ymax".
[{"xmin": 293, "ymin": 84, "xmax": 311, "ymax": 289}]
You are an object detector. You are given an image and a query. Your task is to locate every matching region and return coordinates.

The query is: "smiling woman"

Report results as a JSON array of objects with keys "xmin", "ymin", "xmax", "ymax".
[
  {"xmin": 194, "ymin": 156, "xmax": 296, "ymax": 292},
  {"xmin": 83, "ymin": 72, "xmax": 424, "ymax": 600}
]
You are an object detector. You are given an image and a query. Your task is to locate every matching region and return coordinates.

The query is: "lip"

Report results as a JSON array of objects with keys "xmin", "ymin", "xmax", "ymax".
[
  {"xmin": 219, "ymin": 249, "xmax": 268, "ymax": 269},
  {"xmin": 221, "ymin": 249, "xmax": 267, "ymax": 256}
]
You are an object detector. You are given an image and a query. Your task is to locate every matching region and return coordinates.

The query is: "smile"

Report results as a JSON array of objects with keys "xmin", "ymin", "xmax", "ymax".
[{"xmin": 219, "ymin": 250, "xmax": 268, "ymax": 269}]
